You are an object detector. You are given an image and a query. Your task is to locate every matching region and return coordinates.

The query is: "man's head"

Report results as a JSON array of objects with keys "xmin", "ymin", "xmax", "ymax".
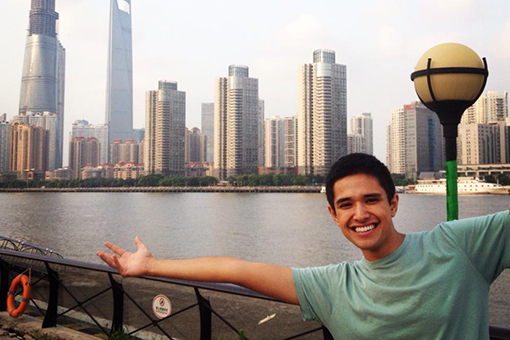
[
  {"xmin": 326, "ymin": 153, "xmax": 395, "ymax": 212},
  {"xmin": 325, "ymin": 154, "xmax": 403, "ymax": 261}
]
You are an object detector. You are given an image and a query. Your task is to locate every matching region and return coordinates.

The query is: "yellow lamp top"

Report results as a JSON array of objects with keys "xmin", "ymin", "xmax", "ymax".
[{"xmin": 412, "ymin": 43, "xmax": 487, "ymax": 103}]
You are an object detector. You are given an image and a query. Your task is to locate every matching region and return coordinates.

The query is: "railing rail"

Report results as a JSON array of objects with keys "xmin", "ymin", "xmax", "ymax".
[{"xmin": 0, "ymin": 248, "xmax": 508, "ymax": 339}]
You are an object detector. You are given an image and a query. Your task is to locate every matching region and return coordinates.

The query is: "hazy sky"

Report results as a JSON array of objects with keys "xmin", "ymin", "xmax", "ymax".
[{"xmin": 1, "ymin": 0, "xmax": 510, "ymax": 162}]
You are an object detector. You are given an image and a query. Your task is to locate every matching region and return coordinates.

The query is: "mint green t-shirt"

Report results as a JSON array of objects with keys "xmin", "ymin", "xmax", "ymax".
[{"xmin": 292, "ymin": 210, "xmax": 510, "ymax": 339}]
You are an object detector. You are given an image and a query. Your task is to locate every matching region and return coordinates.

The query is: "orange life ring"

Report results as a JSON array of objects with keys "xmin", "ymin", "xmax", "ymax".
[{"xmin": 7, "ymin": 274, "xmax": 31, "ymax": 318}]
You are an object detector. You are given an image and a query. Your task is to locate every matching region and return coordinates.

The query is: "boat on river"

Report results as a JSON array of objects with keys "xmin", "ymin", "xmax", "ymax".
[{"xmin": 413, "ymin": 177, "xmax": 509, "ymax": 195}]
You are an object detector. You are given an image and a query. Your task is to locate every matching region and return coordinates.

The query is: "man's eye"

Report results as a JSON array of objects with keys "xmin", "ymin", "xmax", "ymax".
[
  {"xmin": 366, "ymin": 198, "xmax": 378, "ymax": 203},
  {"xmin": 339, "ymin": 203, "xmax": 352, "ymax": 209}
]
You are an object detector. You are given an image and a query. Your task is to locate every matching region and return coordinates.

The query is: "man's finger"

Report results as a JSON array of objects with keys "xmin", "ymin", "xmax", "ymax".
[
  {"xmin": 134, "ymin": 236, "xmax": 145, "ymax": 249},
  {"xmin": 104, "ymin": 241, "xmax": 126, "ymax": 256},
  {"xmin": 96, "ymin": 251, "xmax": 120, "ymax": 269}
]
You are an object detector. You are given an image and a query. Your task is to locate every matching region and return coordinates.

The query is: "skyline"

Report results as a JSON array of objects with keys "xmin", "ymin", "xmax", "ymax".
[{"xmin": 1, "ymin": 0, "xmax": 510, "ymax": 162}]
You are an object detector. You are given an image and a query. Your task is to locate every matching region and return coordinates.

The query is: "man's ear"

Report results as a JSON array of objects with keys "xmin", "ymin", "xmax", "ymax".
[
  {"xmin": 328, "ymin": 205, "xmax": 340, "ymax": 224},
  {"xmin": 390, "ymin": 193, "xmax": 399, "ymax": 217}
]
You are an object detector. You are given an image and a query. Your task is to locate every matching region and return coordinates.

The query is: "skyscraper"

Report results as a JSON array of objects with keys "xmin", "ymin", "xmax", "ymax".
[
  {"xmin": 9, "ymin": 121, "xmax": 47, "ymax": 173},
  {"xmin": 350, "ymin": 113, "xmax": 373, "ymax": 155},
  {"xmin": 144, "ymin": 81, "xmax": 186, "ymax": 176},
  {"xmin": 106, "ymin": 0, "xmax": 134, "ymax": 148},
  {"xmin": 386, "ymin": 102, "xmax": 443, "ymax": 178},
  {"xmin": 214, "ymin": 65, "xmax": 259, "ymax": 180},
  {"xmin": 0, "ymin": 116, "xmax": 10, "ymax": 174},
  {"xmin": 264, "ymin": 116, "xmax": 284, "ymax": 168},
  {"xmin": 201, "ymin": 103, "xmax": 214, "ymax": 162},
  {"xmin": 19, "ymin": 0, "xmax": 65, "ymax": 168},
  {"xmin": 283, "ymin": 116, "xmax": 297, "ymax": 167},
  {"xmin": 458, "ymin": 91, "xmax": 508, "ymax": 164},
  {"xmin": 297, "ymin": 49, "xmax": 347, "ymax": 176},
  {"xmin": 186, "ymin": 128, "xmax": 206, "ymax": 163},
  {"xmin": 71, "ymin": 120, "xmax": 109, "ymax": 164},
  {"xmin": 258, "ymin": 99, "xmax": 265, "ymax": 167},
  {"xmin": 69, "ymin": 137, "xmax": 101, "ymax": 179}
]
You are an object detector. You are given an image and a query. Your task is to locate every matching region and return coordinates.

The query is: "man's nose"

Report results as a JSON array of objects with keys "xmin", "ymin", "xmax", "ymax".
[{"xmin": 353, "ymin": 203, "xmax": 369, "ymax": 221}]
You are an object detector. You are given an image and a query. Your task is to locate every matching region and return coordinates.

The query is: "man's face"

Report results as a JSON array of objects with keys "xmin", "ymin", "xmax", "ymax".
[{"xmin": 327, "ymin": 173, "xmax": 403, "ymax": 261}]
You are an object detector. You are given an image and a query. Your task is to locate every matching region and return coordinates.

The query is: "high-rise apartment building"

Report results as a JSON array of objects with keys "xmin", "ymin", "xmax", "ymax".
[
  {"xmin": 106, "ymin": 0, "xmax": 134, "ymax": 147},
  {"xmin": 214, "ymin": 65, "xmax": 259, "ymax": 180},
  {"xmin": 283, "ymin": 116, "xmax": 297, "ymax": 167},
  {"xmin": 144, "ymin": 81, "xmax": 186, "ymax": 176},
  {"xmin": 0, "ymin": 116, "xmax": 10, "ymax": 173},
  {"xmin": 350, "ymin": 113, "xmax": 373, "ymax": 155},
  {"xmin": 19, "ymin": 0, "xmax": 65, "ymax": 168},
  {"xmin": 201, "ymin": 103, "xmax": 214, "ymax": 162},
  {"xmin": 71, "ymin": 120, "xmax": 109, "ymax": 164},
  {"xmin": 462, "ymin": 91, "xmax": 508, "ymax": 124},
  {"xmin": 348, "ymin": 134, "xmax": 365, "ymax": 154},
  {"xmin": 387, "ymin": 108, "xmax": 406, "ymax": 174},
  {"xmin": 386, "ymin": 102, "xmax": 443, "ymax": 178},
  {"xmin": 9, "ymin": 121, "xmax": 47, "ymax": 173},
  {"xmin": 258, "ymin": 99, "xmax": 265, "ymax": 167},
  {"xmin": 186, "ymin": 128, "xmax": 206, "ymax": 163},
  {"xmin": 69, "ymin": 137, "xmax": 101, "ymax": 179},
  {"xmin": 459, "ymin": 91, "xmax": 508, "ymax": 164},
  {"xmin": 458, "ymin": 124, "xmax": 502, "ymax": 164},
  {"xmin": 111, "ymin": 139, "xmax": 139, "ymax": 165},
  {"xmin": 264, "ymin": 117, "xmax": 284, "ymax": 168},
  {"xmin": 297, "ymin": 49, "xmax": 347, "ymax": 176},
  {"xmin": 27, "ymin": 112, "xmax": 58, "ymax": 171}
]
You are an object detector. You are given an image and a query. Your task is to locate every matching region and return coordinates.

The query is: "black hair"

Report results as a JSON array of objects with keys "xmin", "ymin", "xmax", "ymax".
[{"xmin": 326, "ymin": 153, "xmax": 395, "ymax": 211}]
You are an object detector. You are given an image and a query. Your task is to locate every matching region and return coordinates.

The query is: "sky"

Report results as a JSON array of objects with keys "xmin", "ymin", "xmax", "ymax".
[{"xmin": 1, "ymin": 0, "xmax": 510, "ymax": 163}]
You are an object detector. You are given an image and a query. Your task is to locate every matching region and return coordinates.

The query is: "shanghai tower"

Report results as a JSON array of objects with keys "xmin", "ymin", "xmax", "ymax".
[
  {"xmin": 105, "ymin": 0, "xmax": 133, "ymax": 150},
  {"xmin": 19, "ymin": 0, "xmax": 66, "ymax": 168}
]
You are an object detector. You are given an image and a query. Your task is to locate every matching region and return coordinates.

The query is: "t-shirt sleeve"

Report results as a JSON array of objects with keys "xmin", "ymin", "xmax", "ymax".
[
  {"xmin": 437, "ymin": 210, "xmax": 510, "ymax": 283},
  {"xmin": 292, "ymin": 264, "xmax": 343, "ymax": 323}
]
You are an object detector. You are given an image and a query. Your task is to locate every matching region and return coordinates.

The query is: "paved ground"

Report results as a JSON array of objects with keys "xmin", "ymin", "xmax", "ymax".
[{"xmin": 0, "ymin": 312, "xmax": 99, "ymax": 340}]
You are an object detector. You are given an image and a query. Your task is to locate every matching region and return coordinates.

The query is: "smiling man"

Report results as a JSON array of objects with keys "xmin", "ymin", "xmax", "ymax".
[{"xmin": 97, "ymin": 153, "xmax": 510, "ymax": 339}]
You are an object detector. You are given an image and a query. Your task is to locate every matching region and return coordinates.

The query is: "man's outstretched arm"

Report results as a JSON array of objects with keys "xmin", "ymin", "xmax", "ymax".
[{"xmin": 96, "ymin": 236, "xmax": 299, "ymax": 305}]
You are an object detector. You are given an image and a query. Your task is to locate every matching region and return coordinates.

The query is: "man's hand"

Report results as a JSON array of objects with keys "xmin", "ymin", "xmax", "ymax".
[{"xmin": 96, "ymin": 236, "xmax": 152, "ymax": 277}]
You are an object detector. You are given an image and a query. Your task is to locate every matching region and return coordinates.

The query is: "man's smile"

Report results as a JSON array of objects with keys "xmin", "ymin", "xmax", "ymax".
[{"xmin": 348, "ymin": 222, "xmax": 379, "ymax": 234}]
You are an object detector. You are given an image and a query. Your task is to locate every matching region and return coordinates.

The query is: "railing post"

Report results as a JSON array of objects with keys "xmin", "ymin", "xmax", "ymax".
[
  {"xmin": 108, "ymin": 273, "xmax": 124, "ymax": 334},
  {"xmin": 0, "ymin": 259, "xmax": 8, "ymax": 311},
  {"xmin": 42, "ymin": 263, "xmax": 59, "ymax": 328},
  {"xmin": 322, "ymin": 326, "xmax": 334, "ymax": 340},
  {"xmin": 194, "ymin": 288, "xmax": 212, "ymax": 340}
]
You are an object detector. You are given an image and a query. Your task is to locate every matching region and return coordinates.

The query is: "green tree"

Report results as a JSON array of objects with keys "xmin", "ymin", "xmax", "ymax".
[{"xmin": 138, "ymin": 174, "xmax": 164, "ymax": 186}]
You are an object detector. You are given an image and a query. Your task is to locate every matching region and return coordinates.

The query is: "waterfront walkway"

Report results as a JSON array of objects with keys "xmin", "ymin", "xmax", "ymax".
[
  {"xmin": 0, "ymin": 186, "xmax": 322, "ymax": 193},
  {"xmin": 0, "ymin": 312, "xmax": 98, "ymax": 340}
]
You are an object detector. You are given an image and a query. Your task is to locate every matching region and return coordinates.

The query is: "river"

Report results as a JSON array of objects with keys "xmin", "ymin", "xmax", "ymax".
[{"xmin": 0, "ymin": 192, "xmax": 508, "ymax": 327}]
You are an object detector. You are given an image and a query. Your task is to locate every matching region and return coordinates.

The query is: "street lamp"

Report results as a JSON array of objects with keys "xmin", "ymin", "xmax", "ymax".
[{"xmin": 410, "ymin": 43, "xmax": 488, "ymax": 221}]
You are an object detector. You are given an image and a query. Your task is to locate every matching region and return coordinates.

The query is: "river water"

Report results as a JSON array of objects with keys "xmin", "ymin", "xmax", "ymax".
[{"xmin": 0, "ymin": 192, "xmax": 508, "ymax": 326}]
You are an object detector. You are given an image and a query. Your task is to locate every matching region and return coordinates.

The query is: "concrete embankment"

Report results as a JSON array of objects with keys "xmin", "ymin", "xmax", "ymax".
[{"xmin": 0, "ymin": 186, "xmax": 322, "ymax": 193}]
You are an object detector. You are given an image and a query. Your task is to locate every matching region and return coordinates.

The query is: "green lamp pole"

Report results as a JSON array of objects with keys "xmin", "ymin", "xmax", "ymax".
[{"xmin": 411, "ymin": 43, "xmax": 488, "ymax": 221}]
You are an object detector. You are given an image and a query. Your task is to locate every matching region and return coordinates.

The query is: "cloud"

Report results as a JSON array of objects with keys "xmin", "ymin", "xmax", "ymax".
[
  {"xmin": 377, "ymin": 25, "xmax": 403, "ymax": 55},
  {"xmin": 429, "ymin": 0, "xmax": 475, "ymax": 13}
]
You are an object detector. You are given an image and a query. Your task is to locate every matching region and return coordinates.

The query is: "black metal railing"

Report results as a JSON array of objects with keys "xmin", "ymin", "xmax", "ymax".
[
  {"xmin": 0, "ymin": 248, "xmax": 332, "ymax": 339},
  {"xmin": 0, "ymin": 248, "xmax": 509, "ymax": 339}
]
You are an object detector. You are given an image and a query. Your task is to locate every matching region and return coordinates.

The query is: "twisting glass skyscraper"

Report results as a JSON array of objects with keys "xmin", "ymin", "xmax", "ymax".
[
  {"xmin": 106, "ymin": 0, "xmax": 134, "ymax": 149},
  {"xmin": 19, "ymin": 0, "xmax": 66, "ymax": 168}
]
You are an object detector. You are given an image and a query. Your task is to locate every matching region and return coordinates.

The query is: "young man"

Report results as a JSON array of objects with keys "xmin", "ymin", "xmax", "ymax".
[{"xmin": 97, "ymin": 153, "xmax": 510, "ymax": 339}]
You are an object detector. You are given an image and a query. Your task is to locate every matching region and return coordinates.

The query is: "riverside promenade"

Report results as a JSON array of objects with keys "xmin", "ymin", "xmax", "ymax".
[{"xmin": 0, "ymin": 186, "xmax": 322, "ymax": 193}]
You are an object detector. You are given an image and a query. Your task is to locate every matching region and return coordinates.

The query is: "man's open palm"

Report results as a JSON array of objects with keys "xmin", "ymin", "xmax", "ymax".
[{"xmin": 96, "ymin": 236, "xmax": 152, "ymax": 277}]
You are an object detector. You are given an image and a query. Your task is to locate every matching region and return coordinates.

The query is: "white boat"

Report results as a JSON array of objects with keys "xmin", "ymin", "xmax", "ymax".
[{"xmin": 414, "ymin": 177, "xmax": 509, "ymax": 195}]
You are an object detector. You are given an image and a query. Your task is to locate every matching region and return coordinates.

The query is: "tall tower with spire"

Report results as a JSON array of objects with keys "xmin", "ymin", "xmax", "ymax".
[
  {"xmin": 105, "ymin": 0, "xmax": 134, "ymax": 155},
  {"xmin": 19, "ymin": 0, "xmax": 66, "ymax": 168}
]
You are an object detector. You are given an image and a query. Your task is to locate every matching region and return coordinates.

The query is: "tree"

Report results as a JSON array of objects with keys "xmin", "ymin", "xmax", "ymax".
[{"xmin": 138, "ymin": 174, "xmax": 164, "ymax": 187}]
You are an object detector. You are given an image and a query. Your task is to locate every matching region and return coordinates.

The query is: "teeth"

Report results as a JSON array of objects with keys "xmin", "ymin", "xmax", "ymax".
[{"xmin": 355, "ymin": 224, "xmax": 375, "ymax": 233}]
